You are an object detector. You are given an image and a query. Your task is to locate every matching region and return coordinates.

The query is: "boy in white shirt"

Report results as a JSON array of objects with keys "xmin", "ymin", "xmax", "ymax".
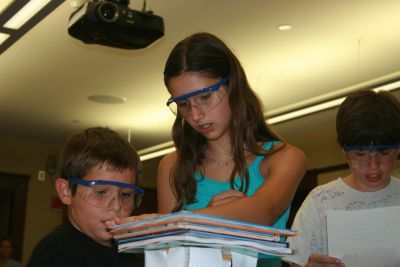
[{"xmin": 284, "ymin": 90, "xmax": 400, "ymax": 267}]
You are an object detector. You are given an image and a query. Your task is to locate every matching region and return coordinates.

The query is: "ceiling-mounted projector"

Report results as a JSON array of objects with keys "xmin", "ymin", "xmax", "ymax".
[{"xmin": 68, "ymin": 0, "xmax": 164, "ymax": 49}]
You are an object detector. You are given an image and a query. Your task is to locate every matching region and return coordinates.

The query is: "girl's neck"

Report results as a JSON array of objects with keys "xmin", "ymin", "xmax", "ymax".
[
  {"xmin": 206, "ymin": 138, "xmax": 234, "ymax": 168},
  {"xmin": 206, "ymin": 135, "xmax": 232, "ymax": 154},
  {"xmin": 206, "ymin": 145, "xmax": 233, "ymax": 159},
  {"xmin": 206, "ymin": 150, "xmax": 233, "ymax": 167}
]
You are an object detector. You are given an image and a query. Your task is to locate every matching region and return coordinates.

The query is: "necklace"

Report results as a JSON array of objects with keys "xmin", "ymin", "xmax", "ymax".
[{"xmin": 206, "ymin": 151, "xmax": 234, "ymax": 166}]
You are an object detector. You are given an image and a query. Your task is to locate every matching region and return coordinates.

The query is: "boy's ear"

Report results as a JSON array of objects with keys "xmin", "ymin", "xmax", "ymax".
[{"xmin": 55, "ymin": 178, "xmax": 72, "ymax": 205}]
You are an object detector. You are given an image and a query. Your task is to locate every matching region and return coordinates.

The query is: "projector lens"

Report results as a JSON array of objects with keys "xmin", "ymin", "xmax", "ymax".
[{"xmin": 97, "ymin": 2, "xmax": 119, "ymax": 22}]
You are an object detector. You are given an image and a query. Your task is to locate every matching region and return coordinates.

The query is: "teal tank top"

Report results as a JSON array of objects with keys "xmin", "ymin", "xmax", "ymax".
[{"xmin": 183, "ymin": 141, "xmax": 290, "ymax": 267}]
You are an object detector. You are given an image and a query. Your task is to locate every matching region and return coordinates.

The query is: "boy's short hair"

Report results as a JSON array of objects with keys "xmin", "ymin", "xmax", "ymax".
[
  {"xmin": 60, "ymin": 127, "xmax": 141, "ymax": 185},
  {"xmin": 336, "ymin": 89, "xmax": 400, "ymax": 148}
]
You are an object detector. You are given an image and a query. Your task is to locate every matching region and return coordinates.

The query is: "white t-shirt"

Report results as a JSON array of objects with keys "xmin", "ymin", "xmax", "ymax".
[{"xmin": 283, "ymin": 177, "xmax": 400, "ymax": 266}]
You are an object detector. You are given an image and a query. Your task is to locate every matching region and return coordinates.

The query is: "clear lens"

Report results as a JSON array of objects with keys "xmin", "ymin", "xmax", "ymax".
[
  {"xmin": 170, "ymin": 91, "xmax": 223, "ymax": 118},
  {"xmin": 347, "ymin": 149, "xmax": 398, "ymax": 164},
  {"xmin": 78, "ymin": 184, "xmax": 143, "ymax": 210},
  {"xmin": 168, "ymin": 102, "xmax": 178, "ymax": 116}
]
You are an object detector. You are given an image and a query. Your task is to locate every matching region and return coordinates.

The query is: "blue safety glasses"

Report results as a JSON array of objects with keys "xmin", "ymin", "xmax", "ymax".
[
  {"xmin": 343, "ymin": 144, "xmax": 400, "ymax": 152},
  {"xmin": 166, "ymin": 77, "xmax": 230, "ymax": 117},
  {"xmin": 69, "ymin": 178, "xmax": 144, "ymax": 210},
  {"xmin": 344, "ymin": 144, "xmax": 400, "ymax": 164}
]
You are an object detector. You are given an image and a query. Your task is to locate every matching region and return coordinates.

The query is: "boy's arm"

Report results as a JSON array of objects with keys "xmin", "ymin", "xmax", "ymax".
[
  {"xmin": 301, "ymin": 254, "xmax": 344, "ymax": 266},
  {"xmin": 289, "ymin": 254, "xmax": 344, "ymax": 267}
]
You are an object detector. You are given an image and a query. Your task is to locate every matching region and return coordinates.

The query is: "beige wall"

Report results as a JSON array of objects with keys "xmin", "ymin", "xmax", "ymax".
[{"xmin": 139, "ymin": 156, "xmax": 160, "ymax": 189}]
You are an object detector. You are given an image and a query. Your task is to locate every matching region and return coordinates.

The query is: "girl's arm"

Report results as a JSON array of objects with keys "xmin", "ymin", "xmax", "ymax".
[
  {"xmin": 156, "ymin": 144, "xmax": 306, "ymax": 225},
  {"xmin": 194, "ymin": 143, "xmax": 307, "ymax": 225},
  {"xmin": 157, "ymin": 151, "xmax": 179, "ymax": 213}
]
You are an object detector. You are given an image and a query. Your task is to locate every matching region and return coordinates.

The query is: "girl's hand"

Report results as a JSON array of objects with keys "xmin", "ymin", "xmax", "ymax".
[
  {"xmin": 207, "ymin": 190, "xmax": 246, "ymax": 207},
  {"xmin": 304, "ymin": 253, "xmax": 345, "ymax": 267},
  {"xmin": 105, "ymin": 213, "xmax": 161, "ymax": 227}
]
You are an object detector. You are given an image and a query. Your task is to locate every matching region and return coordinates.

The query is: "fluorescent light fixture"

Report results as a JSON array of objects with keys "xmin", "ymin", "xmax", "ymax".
[
  {"xmin": 139, "ymin": 146, "xmax": 176, "ymax": 161},
  {"xmin": 0, "ymin": 0, "xmax": 63, "ymax": 55},
  {"xmin": 138, "ymin": 141, "xmax": 174, "ymax": 161},
  {"xmin": 3, "ymin": 0, "xmax": 51, "ymax": 30},
  {"xmin": 0, "ymin": 0, "xmax": 14, "ymax": 14},
  {"xmin": 267, "ymin": 97, "xmax": 345, "ymax": 124},
  {"xmin": 374, "ymin": 80, "xmax": 400, "ymax": 92},
  {"xmin": 0, "ymin": 33, "xmax": 10, "ymax": 45},
  {"xmin": 138, "ymin": 79, "xmax": 400, "ymax": 162},
  {"xmin": 268, "ymin": 78, "xmax": 400, "ymax": 125}
]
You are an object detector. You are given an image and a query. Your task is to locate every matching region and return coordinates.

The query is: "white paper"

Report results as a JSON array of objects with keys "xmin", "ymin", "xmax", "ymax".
[
  {"xmin": 189, "ymin": 247, "xmax": 224, "ymax": 267},
  {"xmin": 327, "ymin": 206, "xmax": 400, "ymax": 267},
  {"xmin": 145, "ymin": 247, "xmax": 224, "ymax": 267},
  {"xmin": 231, "ymin": 251, "xmax": 258, "ymax": 267}
]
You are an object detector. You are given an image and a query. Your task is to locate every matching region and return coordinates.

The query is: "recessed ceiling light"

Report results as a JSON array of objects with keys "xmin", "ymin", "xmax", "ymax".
[
  {"xmin": 88, "ymin": 95, "xmax": 127, "ymax": 104},
  {"xmin": 278, "ymin": 24, "xmax": 292, "ymax": 31}
]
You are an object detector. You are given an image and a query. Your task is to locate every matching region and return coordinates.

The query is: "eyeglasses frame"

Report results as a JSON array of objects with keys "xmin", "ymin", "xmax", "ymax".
[
  {"xmin": 69, "ymin": 178, "xmax": 144, "ymax": 209},
  {"xmin": 343, "ymin": 144, "xmax": 400, "ymax": 152},
  {"xmin": 69, "ymin": 178, "xmax": 144, "ymax": 194},
  {"xmin": 166, "ymin": 76, "xmax": 230, "ymax": 107}
]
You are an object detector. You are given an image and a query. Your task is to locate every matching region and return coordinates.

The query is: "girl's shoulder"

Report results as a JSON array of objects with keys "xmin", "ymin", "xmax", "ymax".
[
  {"xmin": 257, "ymin": 141, "xmax": 306, "ymax": 179},
  {"xmin": 162, "ymin": 150, "xmax": 178, "ymax": 161},
  {"xmin": 158, "ymin": 150, "xmax": 178, "ymax": 171},
  {"xmin": 265, "ymin": 142, "xmax": 307, "ymax": 170},
  {"xmin": 270, "ymin": 142, "xmax": 306, "ymax": 159}
]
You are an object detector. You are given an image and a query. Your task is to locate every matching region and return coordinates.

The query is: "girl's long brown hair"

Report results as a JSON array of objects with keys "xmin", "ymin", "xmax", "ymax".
[{"xmin": 164, "ymin": 32, "xmax": 282, "ymax": 211}]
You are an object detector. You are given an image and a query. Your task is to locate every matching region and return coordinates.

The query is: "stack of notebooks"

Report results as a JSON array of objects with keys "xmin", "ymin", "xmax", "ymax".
[{"xmin": 110, "ymin": 211, "xmax": 296, "ymax": 258}]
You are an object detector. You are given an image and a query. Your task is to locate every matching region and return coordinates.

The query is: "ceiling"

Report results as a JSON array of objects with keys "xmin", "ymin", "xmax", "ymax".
[{"xmin": 1, "ymin": 0, "xmax": 400, "ymax": 157}]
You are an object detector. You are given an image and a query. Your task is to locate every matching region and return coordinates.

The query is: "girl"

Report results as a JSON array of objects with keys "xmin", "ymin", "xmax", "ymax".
[
  {"xmin": 109, "ymin": 32, "xmax": 307, "ymax": 267},
  {"xmin": 158, "ymin": 32, "xmax": 307, "ymax": 229}
]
